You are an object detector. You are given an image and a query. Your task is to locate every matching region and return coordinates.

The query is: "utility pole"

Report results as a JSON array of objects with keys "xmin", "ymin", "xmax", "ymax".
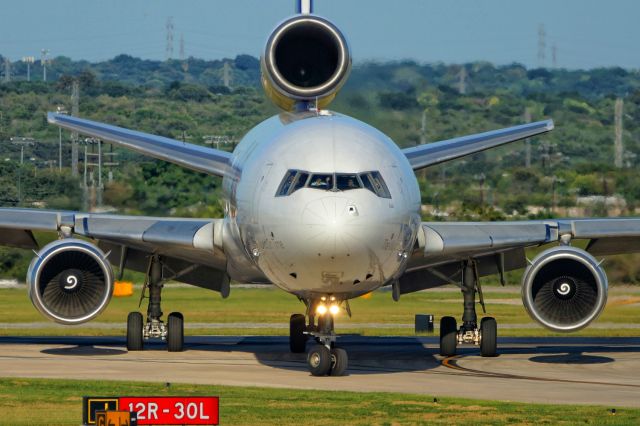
[
  {"xmin": 56, "ymin": 105, "xmax": 68, "ymax": 171},
  {"xmin": 420, "ymin": 110, "xmax": 427, "ymax": 145},
  {"xmin": 551, "ymin": 43, "xmax": 557, "ymax": 68},
  {"xmin": 524, "ymin": 108, "xmax": 532, "ymax": 168},
  {"xmin": 165, "ymin": 17, "xmax": 174, "ymax": 60},
  {"xmin": 22, "ymin": 56, "xmax": 35, "ymax": 81},
  {"xmin": 537, "ymin": 24, "xmax": 546, "ymax": 68},
  {"xmin": 457, "ymin": 66, "xmax": 467, "ymax": 95},
  {"xmin": 10, "ymin": 137, "xmax": 36, "ymax": 205},
  {"xmin": 614, "ymin": 98, "xmax": 624, "ymax": 168},
  {"xmin": 223, "ymin": 61, "xmax": 232, "ymax": 88},
  {"xmin": 3, "ymin": 58, "xmax": 10, "ymax": 83},
  {"xmin": 41, "ymin": 49, "xmax": 49, "ymax": 82},
  {"xmin": 71, "ymin": 80, "xmax": 80, "ymax": 176}
]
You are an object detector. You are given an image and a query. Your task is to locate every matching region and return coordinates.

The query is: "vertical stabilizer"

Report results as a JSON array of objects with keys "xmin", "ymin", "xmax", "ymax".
[{"xmin": 296, "ymin": 0, "xmax": 314, "ymax": 14}]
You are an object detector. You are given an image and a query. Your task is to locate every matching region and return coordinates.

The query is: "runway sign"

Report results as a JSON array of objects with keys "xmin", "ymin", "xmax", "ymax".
[
  {"xmin": 84, "ymin": 396, "xmax": 219, "ymax": 425},
  {"xmin": 95, "ymin": 410, "xmax": 137, "ymax": 426}
]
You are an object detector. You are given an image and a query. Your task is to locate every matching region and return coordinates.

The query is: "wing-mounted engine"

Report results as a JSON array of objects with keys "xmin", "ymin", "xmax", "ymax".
[
  {"xmin": 27, "ymin": 239, "xmax": 114, "ymax": 325},
  {"xmin": 521, "ymin": 246, "xmax": 608, "ymax": 332},
  {"xmin": 261, "ymin": 14, "xmax": 351, "ymax": 111}
]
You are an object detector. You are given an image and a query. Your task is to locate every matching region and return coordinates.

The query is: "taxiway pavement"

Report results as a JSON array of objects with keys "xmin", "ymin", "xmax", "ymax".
[{"xmin": 0, "ymin": 335, "xmax": 638, "ymax": 407}]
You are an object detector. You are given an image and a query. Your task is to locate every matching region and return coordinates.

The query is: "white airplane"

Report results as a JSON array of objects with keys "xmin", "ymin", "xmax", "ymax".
[{"xmin": 0, "ymin": 0, "xmax": 636, "ymax": 376}]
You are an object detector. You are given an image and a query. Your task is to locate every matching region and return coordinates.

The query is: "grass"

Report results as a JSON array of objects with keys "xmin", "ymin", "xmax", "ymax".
[
  {"xmin": 0, "ymin": 377, "xmax": 637, "ymax": 425},
  {"xmin": 1, "ymin": 285, "xmax": 639, "ymax": 337}
]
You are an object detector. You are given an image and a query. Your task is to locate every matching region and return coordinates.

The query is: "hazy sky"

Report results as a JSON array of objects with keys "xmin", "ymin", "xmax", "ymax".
[{"xmin": 0, "ymin": 0, "xmax": 638, "ymax": 69}]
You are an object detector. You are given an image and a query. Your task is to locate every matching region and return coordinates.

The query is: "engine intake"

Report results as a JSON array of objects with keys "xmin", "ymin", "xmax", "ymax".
[
  {"xmin": 261, "ymin": 15, "xmax": 351, "ymax": 110},
  {"xmin": 521, "ymin": 246, "xmax": 607, "ymax": 332},
  {"xmin": 27, "ymin": 239, "xmax": 114, "ymax": 325}
]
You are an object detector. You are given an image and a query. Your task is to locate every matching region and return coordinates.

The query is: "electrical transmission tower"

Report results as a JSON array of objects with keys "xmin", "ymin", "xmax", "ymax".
[
  {"xmin": 614, "ymin": 98, "xmax": 624, "ymax": 168},
  {"xmin": 179, "ymin": 33, "xmax": 185, "ymax": 61},
  {"xmin": 71, "ymin": 80, "xmax": 80, "ymax": 176},
  {"xmin": 180, "ymin": 33, "xmax": 189, "ymax": 74},
  {"xmin": 41, "ymin": 49, "xmax": 49, "ymax": 81},
  {"xmin": 3, "ymin": 58, "xmax": 10, "ymax": 83},
  {"xmin": 223, "ymin": 61, "xmax": 233, "ymax": 88},
  {"xmin": 552, "ymin": 43, "xmax": 557, "ymax": 68},
  {"xmin": 166, "ymin": 17, "xmax": 174, "ymax": 60},
  {"xmin": 524, "ymin": 108, "xmax": 532, "ymax": 168},
  {"xmin": 457, "ymin": 66, "xmax": 467, "ymax": 95},
  {"xmin": 537, "ymin": 24, "xmax": 546, "ymax": 67}
]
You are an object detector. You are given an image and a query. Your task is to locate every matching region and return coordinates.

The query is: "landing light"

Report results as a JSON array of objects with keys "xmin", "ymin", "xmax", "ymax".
[
  {"xmin": 329, "ymin": 304, "xmax": 340, "ymax": 315},
  {"xmin": 316, "ymin": 304, "xmax": 328, "ymax": 315}
]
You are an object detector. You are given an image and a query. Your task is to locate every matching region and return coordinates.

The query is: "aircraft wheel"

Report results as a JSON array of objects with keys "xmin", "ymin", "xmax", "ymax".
[
  {"xmin": 307, "ymin": 344, "xmax": 331, "ymax": 376},
  {"xmin": 167, "ymin": 312, "xmax": 184, "ymax": 352},
  {"xmin": 439, "ymin": 316, "xmax": 457, "ymax": 356},
  {"xmin": 329, "ymin": 347, "xmax": 348, "ymax": 376},
  {"xmin": 480, "ymin": 317, "xmax": 497, "ymax": 357},
  {"xmin": 289, "ymin": 314, "xmax": 307, "ymax": 353},
  {"xmin": 126, "ymin": 312, "xmax": 143, "ymax": 351}
]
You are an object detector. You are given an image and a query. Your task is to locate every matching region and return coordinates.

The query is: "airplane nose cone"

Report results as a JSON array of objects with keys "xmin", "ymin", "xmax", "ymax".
[{"xmin": 302, "ymin": 196, "xmax": 358, "ymax": 227}]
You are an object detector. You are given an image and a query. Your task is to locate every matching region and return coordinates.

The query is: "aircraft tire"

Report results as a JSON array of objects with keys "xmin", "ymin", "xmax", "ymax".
[
  {"xmin": 126, "ymin": 312, "xmax": 143, "ymax": 351},
  {"xmin": 307, "ymin": 344, "xmax": 331, "ymax": 376},
  {"xmin": 480, "ymin": 317, "xmax": 497, "ymax": 357},
  {"xmin": 439, "ymin": 316, "xmax": 457, "ymax": 356},
  {"xmin": 289, "ymin": 314, "xmax": 307, "ymax": 353},
  {"xmin": 329, "ymin": 347, "xmax": 348, "ymax": 376},
  {"xmin": 167, "ymin": 312, "xmax": 184, "ymax": 352}
]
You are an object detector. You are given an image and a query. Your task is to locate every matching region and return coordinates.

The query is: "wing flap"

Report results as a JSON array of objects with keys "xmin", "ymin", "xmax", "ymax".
[
  {"xmin": 403, "ymin": 120, "xmax": 554, "ymax": 170},
  {"xmin": 48, "ymin": 113, "xmax": 232, "ymax": 177}
]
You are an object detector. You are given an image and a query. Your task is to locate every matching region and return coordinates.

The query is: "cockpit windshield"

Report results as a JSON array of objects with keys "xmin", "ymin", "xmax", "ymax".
[{"xmin": 276, "ymin": 170, "xmax": 391, "ymax": 198}]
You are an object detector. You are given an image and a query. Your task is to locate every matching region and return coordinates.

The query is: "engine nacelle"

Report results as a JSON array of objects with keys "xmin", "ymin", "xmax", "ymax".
[
  {"xmin": 261, "ymin": 15, "xmax": 351, "ymax": 111},
  {"xmin": 27, "ymin": 239, "xmax": 114, "ymax": 325},
  {"xmin": 521, "ymin": 246, "xmax": 608, "ymax": 332}
]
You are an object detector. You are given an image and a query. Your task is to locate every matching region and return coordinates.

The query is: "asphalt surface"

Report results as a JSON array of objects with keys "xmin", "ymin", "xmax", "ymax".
[{"xmin": 1, "ymin": 335, "xmax": 639, "ymax": 407}]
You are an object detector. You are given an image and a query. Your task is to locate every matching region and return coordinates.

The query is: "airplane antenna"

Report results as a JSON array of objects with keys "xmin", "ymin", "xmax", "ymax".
[{"xmin": 296, "ymin": 0, "xmax": 314, "ymax": 14}]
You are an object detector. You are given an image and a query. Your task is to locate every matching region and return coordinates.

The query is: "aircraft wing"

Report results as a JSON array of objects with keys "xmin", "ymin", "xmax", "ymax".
[
  {"xmin": 399, "ymin": 218, "xmax": 640, "ymax": 295},
  {"xmin": 0, "ymin": 207, "xmax": 229, "ymax": 292},
  {"xmin": 47, "ymin": 113, "xmax": 233, "ymax": 177},
  {"xmin": 402, "ymin": 120, "xmax": 554, "ymax": 170}
]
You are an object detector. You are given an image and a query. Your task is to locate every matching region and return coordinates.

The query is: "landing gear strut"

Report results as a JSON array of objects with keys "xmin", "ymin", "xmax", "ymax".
[
  {"xmin": 126, "ymin": 255, "xmax": 184, "ymax": 352},
  {"xmin": 439, "ymin": 260, "xmax": 497, "ymax": 357},
  {"xmin": 290, "ymin": 297, "xmax": 348, "ymax": 376}
]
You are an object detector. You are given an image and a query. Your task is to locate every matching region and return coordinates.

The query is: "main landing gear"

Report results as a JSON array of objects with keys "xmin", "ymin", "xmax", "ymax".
[
  {"xmin": 440, "ymin": 260, "xmax": 498, "ymax": 358},
  {"xmin": 126, "ymin": 255, "xmax": 184, "ymax": 352},
  {"xmin": 290, "ymin": 297, "xmax": 348, "ymax": 376}
]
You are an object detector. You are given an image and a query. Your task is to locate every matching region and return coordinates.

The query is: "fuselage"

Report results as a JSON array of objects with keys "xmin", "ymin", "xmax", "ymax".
[{"xmin": 222, "ymin": 111, "xmax": 421, "ymax": 299}]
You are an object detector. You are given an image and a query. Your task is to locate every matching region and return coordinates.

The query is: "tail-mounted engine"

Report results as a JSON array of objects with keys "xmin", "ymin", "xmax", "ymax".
[
  {"xmin": 261, "ymin": 15, "xmax": 351, "ymax": 111},
  {"xmin": 27, "ymin": 239, "xmax": 114, "ymax": 325},
  {"xmin": 521, "ymin": 246, "xmax": 608, "ymax": 332}
]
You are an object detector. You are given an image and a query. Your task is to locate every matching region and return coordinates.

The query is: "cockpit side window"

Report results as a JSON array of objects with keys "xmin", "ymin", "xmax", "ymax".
[
  {"xmin": 360, "ymin": 171, "xmax": 391, "ymax": 198},
  {"xmin": 336, "ymin": 174, "xmax": 361, "ymax": 191},
  {"xmin": 276, "ymin": 170, "xmax": 298, "ymax": 197}
]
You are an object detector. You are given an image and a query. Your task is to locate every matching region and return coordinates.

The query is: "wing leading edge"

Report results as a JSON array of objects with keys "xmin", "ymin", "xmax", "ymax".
[
  {"xmin": 402, "ymin": 120, "xmax": 554, "ymax": 170},
  {"xmin": 47, "ymin": 113, "xmax": 233, "ymax": 177}
]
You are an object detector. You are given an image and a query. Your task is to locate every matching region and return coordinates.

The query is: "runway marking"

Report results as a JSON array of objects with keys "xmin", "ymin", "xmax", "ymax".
[{"xmin": 441, "ymin": 356, "xmax": 640, "ymax": 389}]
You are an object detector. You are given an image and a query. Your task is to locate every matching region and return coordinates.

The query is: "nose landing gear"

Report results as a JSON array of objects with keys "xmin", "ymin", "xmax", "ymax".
[{"xmin": 289, "ymin": 297, "xmax": 349, "ymax": 376}]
